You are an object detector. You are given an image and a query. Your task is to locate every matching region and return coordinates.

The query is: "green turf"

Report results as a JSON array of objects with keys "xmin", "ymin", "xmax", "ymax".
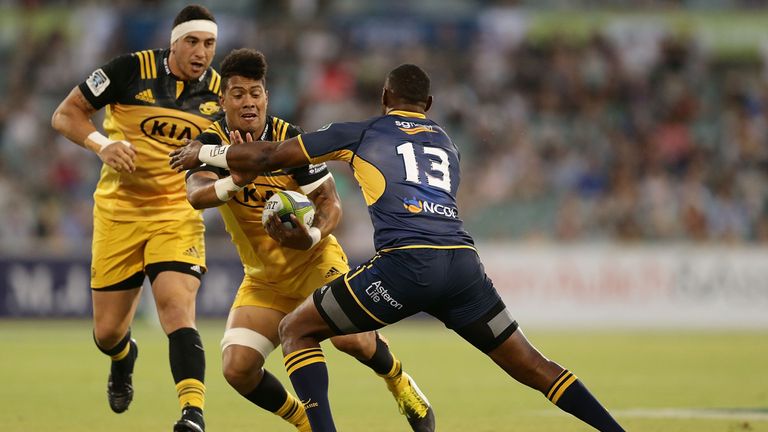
[{"xmin": 0, "ymin": 319, "xmax": 766, "ymax": 431}]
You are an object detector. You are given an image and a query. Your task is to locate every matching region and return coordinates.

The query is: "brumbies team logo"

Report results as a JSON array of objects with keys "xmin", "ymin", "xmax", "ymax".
[
  {"xmin": 403, "ymin": 197, "xmax": 423, "ymax": 213},
  {"xmin": 403, "ymin": 197, "xmax": 458, "ymax": 219}
]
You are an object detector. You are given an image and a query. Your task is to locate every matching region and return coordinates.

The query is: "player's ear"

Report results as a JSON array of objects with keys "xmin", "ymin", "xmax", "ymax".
[
  {"xmin": 381, "ymin": 87, "xmax": 389, "ymax": 109},
  {"xmin": 424, "ymin": 95, "xmax": 433, "ymax": 113}
]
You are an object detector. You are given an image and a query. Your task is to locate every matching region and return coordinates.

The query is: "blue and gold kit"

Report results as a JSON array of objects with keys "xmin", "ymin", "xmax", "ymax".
[
  {"xmin": 302, "ymin": 110, "xmax": 517, "ymax": 353},
  {"xmin": 297, "ymin": 110, "xmax": 474, "ymax": 251}
]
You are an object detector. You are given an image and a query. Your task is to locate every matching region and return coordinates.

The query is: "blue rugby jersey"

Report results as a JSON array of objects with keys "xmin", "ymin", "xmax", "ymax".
[{"xmin": 297, "ymin": 110, "xmax": 474, "ymax": 251}]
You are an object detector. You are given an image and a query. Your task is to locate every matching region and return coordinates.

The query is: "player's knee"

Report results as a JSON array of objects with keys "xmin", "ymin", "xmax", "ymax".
[
  {"xmin": 277, "ymin": 313, "xmax": 295, "ymax": 344},
  {"xmin": 93, "ymin": 326, "xmax": 126, "ymax": 350},
  {"xmin": 222, "ymin": 357, "xmax": 257, "ymax": 389},
  {"xmin": 330, "ymin": 334, "xmax": 368, "ymax": 358},
  {"xmin": 278, "ymin": 311, "xmax": 307, "ymax": 346},
  {"xmin": 156, "ymin": 302, "xmax": 195, "ymax": 332}
]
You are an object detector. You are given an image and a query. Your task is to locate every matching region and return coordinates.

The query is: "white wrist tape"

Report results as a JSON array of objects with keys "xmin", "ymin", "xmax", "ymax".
[
  {"xmin": 199, "ymin": 145, "xmax": 230, "ymax": 169},
  {"xmin": 87, "ymin": 131, "xmax": 111, "ymax": 152},
  {"xmin": 171, "ymin": 19, "xmax": 218, "ymax": 44},
  {"xmin": 213, "ymin": 176, "xmax": 243, "ymax": 202},
  {"xmin": 308, "ymin": 226, "xmax": 322, "ymax": 248}
]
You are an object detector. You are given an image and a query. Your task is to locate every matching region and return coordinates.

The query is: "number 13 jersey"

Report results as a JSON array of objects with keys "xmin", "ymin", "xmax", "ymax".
[{"xmin": 297, "ymin": 110, "xmax": 474, "ymax": 251}]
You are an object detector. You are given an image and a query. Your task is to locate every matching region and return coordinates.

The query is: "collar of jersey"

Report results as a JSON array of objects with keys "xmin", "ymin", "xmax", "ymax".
[
  {"xmin": 222, "ymin": 117, "xmax": 271, "ymax": 143},
  {"xmin": 387, "ymin": 110, "xmax": 426, "ymax": 119}
]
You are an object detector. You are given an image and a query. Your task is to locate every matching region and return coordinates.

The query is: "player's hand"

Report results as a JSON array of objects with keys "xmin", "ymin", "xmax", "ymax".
[
  {"xmin": 169, "ymin": 139, "xmax": 203, "ymax": 172},
  {"xmin": 264, "ymin": 213, "xmax": 314, "ymax": 250},
  {"xmin": 99, "ymin": 140, "xmax": 136, "ymax": 173},
  {"xmin": 229, "ymin": 130, "xmax": 253, "ymax": 145},
  {"xmin": 228, "ymin": 131, "xmax": 257, "ymax": 186}
]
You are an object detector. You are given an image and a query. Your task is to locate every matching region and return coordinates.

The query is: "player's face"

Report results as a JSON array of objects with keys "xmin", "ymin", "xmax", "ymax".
[
  {"xmin": 222, "ymin": 76, "xmax": 268, "ymax": 138},
  {"xmin": 169, "ymin": 31, "xmax": 216, "ymax": 80}
]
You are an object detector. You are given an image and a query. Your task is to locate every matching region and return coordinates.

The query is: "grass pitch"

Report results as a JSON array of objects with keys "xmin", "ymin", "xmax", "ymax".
[{"xmin": 0, "ymin": 319, "xmax": 766, "ymax": 431}]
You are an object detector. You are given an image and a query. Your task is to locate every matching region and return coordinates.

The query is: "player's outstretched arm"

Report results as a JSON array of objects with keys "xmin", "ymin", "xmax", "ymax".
[
  {"xmin": 170, "ymin": 136, "xmax": 309, "ymax": 175},
  {"xmin": 52, "ymin": 86, "xmax": 136, "ymax": 173}
]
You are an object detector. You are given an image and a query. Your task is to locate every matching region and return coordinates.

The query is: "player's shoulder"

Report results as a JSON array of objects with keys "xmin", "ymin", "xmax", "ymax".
[
  {"xmin": 269, "ymin": 115, "xmax": 304, "ymax": 140},
  {"xmin": 197, "ymin": 118, "xmax": 228, "ymax": 145},
  {"xmin": 125, "ymin": 49, "xmax": 161, "ymax": 79},
  {"xmin": 202, "ymin": 67, "xmax": 222, "ymax": 96}
]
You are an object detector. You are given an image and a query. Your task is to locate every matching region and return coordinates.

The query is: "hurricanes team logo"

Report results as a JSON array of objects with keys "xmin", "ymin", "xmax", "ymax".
[
  {"xmin": 403, "ymin": 197, "xmax": 423, "ymax": 213},
  {"xmin": 199, "ymin": 101, "xmax": 220, "ymax": 115}
]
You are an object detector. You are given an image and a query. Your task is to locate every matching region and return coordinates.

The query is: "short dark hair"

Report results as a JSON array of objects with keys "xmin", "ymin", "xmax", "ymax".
[
  {"xmin": 220, "ymin": 48, "xmax": 268, "ymax": 90},
  {"xmin": 386, "ymin": 64, "xmax": 430, "ymax": 105},
  {"xmin": 173, "ymin": 4, "xmax": 216, "ymax": 27}
]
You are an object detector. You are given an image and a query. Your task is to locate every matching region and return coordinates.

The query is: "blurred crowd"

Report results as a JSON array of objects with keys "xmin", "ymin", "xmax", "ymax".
[{"xmin": 1, "ymin": 0, "xmax": 767, "ymax": 257}]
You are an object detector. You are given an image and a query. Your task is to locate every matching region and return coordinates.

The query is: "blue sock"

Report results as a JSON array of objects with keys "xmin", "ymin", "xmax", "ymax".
[
  {"xmin": 547, "ymin": 370, "xmax": 625, "ymax": 432},
  {"xmin": 284, "ymin": 347, "xmax": 336, "ymax": 432}
]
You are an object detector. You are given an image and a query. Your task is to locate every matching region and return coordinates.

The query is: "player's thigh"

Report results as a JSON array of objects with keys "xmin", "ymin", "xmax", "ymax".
[
  {"xmin": 311, "ymin": 252, "xmax": 428, "ymax": 335},
  {"xmin": 144, "ymin": 217, "xmax": 207, "ymax": 278},
  {"xmin": 91, "ymin": 215, "xmax": 146, "ymax": 289},
  {"xmin": 427, "ymin": 249, "xmax": 519, "ymax": 354}
]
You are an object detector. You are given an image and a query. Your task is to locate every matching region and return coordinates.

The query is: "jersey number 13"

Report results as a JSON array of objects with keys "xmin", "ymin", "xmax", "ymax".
[{"xmin": 396, "ymin": 142, "xmax": 452, "ymax": 192}]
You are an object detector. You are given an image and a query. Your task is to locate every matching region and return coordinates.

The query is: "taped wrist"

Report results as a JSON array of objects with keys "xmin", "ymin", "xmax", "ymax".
[
  {"xmin": 214, "ymin": 176, "xmax": 243, "ymax": 201},
  {"xmin": 198, "ymin": 144, "xmax": 230, "ymax": 169},
  {"xmin": 87, "ymin": 131, "xmax": 111, "ymax": 152},
  {"xmin": 308, "ymin": 226, "xmax": 322, "ymax": 248}
]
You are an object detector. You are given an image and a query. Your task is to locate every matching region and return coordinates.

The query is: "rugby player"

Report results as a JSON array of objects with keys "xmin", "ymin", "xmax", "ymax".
[
  {"xmin": 170, "ymin": 64, "xmax": 626, "ymax": 431},
  {"xmin": 184, "ymin": 48, "xmax": 434, "ymax": 432},
  {"xmin": 52, "ymin": 5, "xmax": 220, "ymax": 431}
]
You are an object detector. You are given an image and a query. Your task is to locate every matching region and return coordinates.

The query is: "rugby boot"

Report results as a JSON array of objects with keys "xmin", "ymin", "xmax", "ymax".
[
  {"xmin": 107, "ymin": 338, "xmax": 138, "ymax": 413},
  {"xmin": 386, "ymin": 372, "xmax": 436, "ymax": 432},
  {"xmin": 173, "ymin": 406, "xmax": 205, "ymax": 432}
]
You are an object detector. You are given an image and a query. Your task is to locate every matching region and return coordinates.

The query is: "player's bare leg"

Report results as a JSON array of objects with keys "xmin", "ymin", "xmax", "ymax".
[
  {"xmin": 331, "ymin": 332, "xmax": 435, "ymax": 432},
  {"xmin": 222, "ymin": 306, "xmax": 310, "ymax": 431},
  {"xmin": 92, "ymin": 287, "xmax": 142, "ymax": 414},
  {"xmin": 152, "ymin": 271, "xmax": 206, "ymax": 432},
  {"xmin": 488, "ymin": 329, "xmax": 625, "ymax": 432}
]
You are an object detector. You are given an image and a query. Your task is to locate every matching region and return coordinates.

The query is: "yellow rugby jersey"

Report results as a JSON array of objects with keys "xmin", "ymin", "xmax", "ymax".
[
  {"xmin": 79, "ymin": 49, "xmax": 223, "ymax": 221},
  {"xmin": 190, "ymin": 117, "xmax": 336, "ymax": 283}
]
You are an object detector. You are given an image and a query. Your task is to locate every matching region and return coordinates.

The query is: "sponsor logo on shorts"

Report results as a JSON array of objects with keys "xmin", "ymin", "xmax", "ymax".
[
  {"xmin": 324, "ymin": 267, "xmax": 341, "ymax": 279},
  {"xmin": 402, "ymin": 197, "xmax": 458, "ymax": 219},
  {"xmin": 365, "ymin": 280, "xmax": 403, "ymax": 310},
  {"xmin": 190, "ymin": 265, "xmax": 202, "ymax": 274},
  {"xmin": 319, "ymin": 285, "xmax": 329, "ymax": 295},
  {"xmin": 183, "ymin": 246, "xmax": 200, "ymax": 258}
]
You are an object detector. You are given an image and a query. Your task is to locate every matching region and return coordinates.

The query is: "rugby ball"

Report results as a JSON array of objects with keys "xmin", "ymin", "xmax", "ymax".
[{"xmin": 262, "ymin": 190, "xmax": 315, "ymax": 228}]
